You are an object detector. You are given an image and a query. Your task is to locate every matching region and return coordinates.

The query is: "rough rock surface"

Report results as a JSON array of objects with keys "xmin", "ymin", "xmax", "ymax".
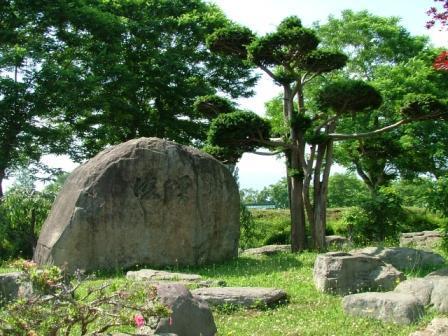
[
  {"xmin": 192, "ymin": 287, "xmax": 287, "ymax": 307},
  {"xmin": 241, "ymin": 245, "xmax": 290, "ymax": 256},
  {"xmin": 34, "ymin": 138, "xmax": 240, "ymax": 271},
  {"xmin": 351, "ymin": 247, "xmax": 445, "ymax": 271},
  {"xmin": 342, "ymin": 292, "xmax": 424, "ymax": 325},
  {"xmin": 126, "ymin": 269, "xmax": 225, "ymax": 287},
  {"xmin": 0, "ymin": 272, "xmax": 32, "ymax": 303},
  {"xmin": 426, "ymin": 267, "xmax": 448, "ymax": 278},
  {"xmin": 313, "ymin": 252, "xmax": 404, "ymax": 295},
  {"xmin": 410, "ymin": 318, "xmax": 448, "ymax": 336},
  {"xmin": 394, "ymin": 276, "xmax": 448, "ymax": 313},
  {"xmin": 154, "ymin": 283, "xmax": 217, "ymax": 336},
  {"xmin": 400, "ymin": 231, "xmax": 443, "ymax": 249}
]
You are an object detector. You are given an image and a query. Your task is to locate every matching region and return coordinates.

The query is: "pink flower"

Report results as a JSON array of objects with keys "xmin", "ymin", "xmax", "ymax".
[{"xmin": 134, "ymin": 314, "xmax": 145, "ymax": 328}]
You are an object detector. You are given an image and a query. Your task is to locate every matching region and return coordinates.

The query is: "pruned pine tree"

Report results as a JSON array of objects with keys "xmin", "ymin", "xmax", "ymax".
[{"xmin": 204, "ymin": 16, "xmax": 448, "ymax": 251}]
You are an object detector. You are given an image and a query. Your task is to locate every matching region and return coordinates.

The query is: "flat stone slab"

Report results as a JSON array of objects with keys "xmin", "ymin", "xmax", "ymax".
[
  {"xmin": 351, "ymin": 247, "xmax": 445, "ymax": 271},
  {"xmin": 241, "ymin": 245, "xmax": 291, "ymax": 256},
  {"xmin": 410, "ymin": 318, "xmax": 448, "ymax": 336},
  {"xmin": 342, "ymin": 292, "xmax": 424, "ymax": 325},
  {"xmin": 192, "ymin": 287, "xmax": 287, "ymax": 307},
  {"xmin": 313, "ymin": 252, "xmax": 404, "ymax": 295},
  {"xmin": 400, "ymin": 231, "xmax": 442, "ymax": 250},
  {"xmin": 126, "ymin": 269, "xmax": 225, "ymax": 288},
  {"xmin": 0, "ymin": 272, "xmax": 33, "ymax": 304}
]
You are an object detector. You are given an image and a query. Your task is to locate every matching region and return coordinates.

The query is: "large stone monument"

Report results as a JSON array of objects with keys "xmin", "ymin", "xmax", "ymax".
[{"xmin": 34, "ymin": 138, "xmax": 240, "ymax": 271}]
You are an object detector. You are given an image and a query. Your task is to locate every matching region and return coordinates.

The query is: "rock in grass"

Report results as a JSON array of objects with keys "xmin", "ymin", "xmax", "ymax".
[
  {"xmin": 394, "ymin": 276, "xmax": 448, "ymax": 313},
  {"xmin": 313, "ymin": 252, "xmax": 404, "ymax": 295},
  {"xmin": 399, "ymin": 231, "xmax": 443, "ymax": 250},
  {"xmin": 154, "ymin": 283, "xmax": 216, "ymax": 336},
  {"xmin": 191, "ymin": 287, "xmax": 287, "ymax": 308},
  {"xmin": 34, "ymin": 137, "xmax": 240, "ymax": 272},
  {"xmin": 241, "ymin": 245, "xmax": 291, "ymax": 256},
  {"xmin": 342, "ymin": 292, "xmax": 424, "ymax": 325},
  {"xmin": 126, "ymin": 269, "xmax": 225, "ymax": 287},
  {"xmin": 351, "ymin": 247, "xmax": 445, "ymax": 271},
  {"xmin": 325, "ymin": 235, "xmax": 351, "ymax": 249},
  {"xmin": 410, "ymin": 318, "xmax": 448, "ymax": 336},
  {"xmin": 0, "ymin": 272, "xmax": 32, "ymax": 304},
  {"xmin": 426, "ymin": 267, "xmax": 448, "ymax": 278}
]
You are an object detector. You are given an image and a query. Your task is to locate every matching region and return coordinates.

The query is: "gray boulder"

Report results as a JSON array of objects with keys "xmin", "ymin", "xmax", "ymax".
[
  {"xmin": 0, "ymin": 272, "xmax": 32, "ymax": 303},
  {"xmin": 400, "ymin": 231, "xmax": 442, "ymax": 250},
  {"xmin": 394, "ymin": 278, "xmax": 434, "ymax": 305},
  {"xmin": 351, "ymin": 247, "xmax": 445, "ymax": 271},
  {"xmin": 192, "ymin": 287, "xmax": 287, "ymax": 307},
  {"xmin": 410, "ymin": 318, "xmax": 448, "ymax": 336},
  {"xmin": 394, "ymin": 276, "xmax": 448, "ymax": 313},
  {"xmin": 126, "ymin": 269, "xmax": 225, "ymax": 287},
  {"xmin": 426, "ymin": 267, "xmax": 448, "ymax": 278},
  {"xmin": 34, "ymin": 138, "xmax": 240, "ymax": 272},
  {"xmin": 342, "ymin": 292, "xmax": 424, "ymax": 325},
  {"xmin": 313, "ymin": 252, "xmax": 404, "ymax": 295},
  {"xmin": 154, "ymin": 283, "xmax": 216, "ymax": 336},
  {"xmin": 241, "ymin": 245, "xmax": 290, "ymax": 256}
]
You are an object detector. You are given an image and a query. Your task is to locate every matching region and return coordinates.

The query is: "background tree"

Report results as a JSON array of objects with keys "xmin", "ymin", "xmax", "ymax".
[
  {"xmin": 0, "ymin": 0, "xmax": 256, "ymax": 196},
  {"xmin": 316, "ymin": 11, "xmax": 448, "ymax": 193}
]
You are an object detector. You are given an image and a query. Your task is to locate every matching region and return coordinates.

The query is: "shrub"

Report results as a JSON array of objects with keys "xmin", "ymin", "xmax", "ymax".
[{"xmin": 0, "ymin": 260, "xmax": 170, "ymax": 335}]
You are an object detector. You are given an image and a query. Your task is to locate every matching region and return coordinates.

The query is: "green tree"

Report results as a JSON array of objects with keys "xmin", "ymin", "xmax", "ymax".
[
  {"xmin": 258, "ymin": 178, "xmax": 289, "ymax": 209},
  {"xmin": 327, "ymin": 173, "xmax": 368, "ymax": 208},
  {"xmin": 0, "ymin": 170, "xmax": 65, "ymax": 260},
  {"xmin": 316, "ymin": 11, "xmax": 448, "ymax": 193},
  {"xmin": 0, "ymin": 0, "xmax": 256, "ymax": 196},
  {"xmin": 206, "ymin": 16, "xmax": 448, "ymax": 251}
]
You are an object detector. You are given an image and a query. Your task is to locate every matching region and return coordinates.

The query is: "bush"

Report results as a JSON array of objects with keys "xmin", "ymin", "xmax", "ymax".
[
  {"xmin": 0, "ymin": 260, "xmax": 169, "ymax": 335},
  {"xmin": 341, "ymin": 187, "xmax": 406, "ymax": 243}
]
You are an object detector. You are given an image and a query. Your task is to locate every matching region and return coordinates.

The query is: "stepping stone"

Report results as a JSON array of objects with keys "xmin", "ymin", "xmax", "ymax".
[
  {"xmin": 313, "ymin": 252, "xmax": 404, "ymax": 295},
  {"xmin": 410, "ymin": 318, "xmax": 448, "ymax": 336},
  {"xmin": 241, "ymin": 245, "xmax": 291, "ymax": 256},
  {"xmin": 192, "ymin": 287, "xmax": 287, "ymax": 307},
  {"xmin": 342, "ymin": 292, "xmax": 424, "ymax": 325},
  {"xmin": 126, "ymin": 269, "xmax": 225, "ymax": 287},
  {"xmin": 351, "ymin": 247, "xmax": 445, "ymax": 271},
  {"xmin": 400, "ymin": 231, "xmax": 442, "ymax": 250},
  {"xmin": 0, "ymin": 272, "xmax": 33, "ymax": 304}
]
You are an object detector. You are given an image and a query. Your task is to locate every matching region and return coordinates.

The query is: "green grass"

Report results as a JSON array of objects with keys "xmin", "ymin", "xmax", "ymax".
[{"xmin": 1, "ymin": 252, "xmax": 447, "ymax": 335}]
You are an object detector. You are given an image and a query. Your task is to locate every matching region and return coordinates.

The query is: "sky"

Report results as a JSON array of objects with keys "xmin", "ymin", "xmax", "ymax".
[{"xmin": 3, "ymin": 0, "xmax": 447, "ymax": 192}]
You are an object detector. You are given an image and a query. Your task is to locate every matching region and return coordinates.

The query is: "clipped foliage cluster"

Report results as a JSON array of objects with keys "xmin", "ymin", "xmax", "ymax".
[
  {"xmin": 207, "ymin": 25, "xmax": 255, "ymax": 58},
  {"xmin": 301, "ymin": 50, "xmax": 348, "ymax": 74},
  {"xmin": 0, "ymin": 260, "xmax": 170, "ymax": 335},
  {"xmin": 400, "ymin": 93, "xmax": 447, "ymax": 119},
  {"xmin": 207, "ymin": 111, "xmax": 271, "ymax": 157},
  {"xmin": 193, "ymin": 95, "xmax": 235, "ymax": 119},
  {"xmin": 317, "ymin": 79, "xmax": 383, "ymax": 114}
]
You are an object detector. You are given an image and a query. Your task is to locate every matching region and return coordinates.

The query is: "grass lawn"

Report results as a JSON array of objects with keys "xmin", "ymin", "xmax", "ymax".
[{"xmin": 1, "ymin": 249, "xmax": 447, "ymax": 335}]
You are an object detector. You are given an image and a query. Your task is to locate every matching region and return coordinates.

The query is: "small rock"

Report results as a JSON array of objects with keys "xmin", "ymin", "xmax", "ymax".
[
  {"xmin": 313, "ymin": 252, "xmax": 404, "ymax": 295},
  {"xmin": 154, "ymin": 283, "xmax": 217, "ymax": 336},
  {"xmin": 127, "ymin": 269, "xmax": 202, "ymax": 282},
  {"xmin": 325, "ymin": 235, "xmax": 351, "ymax": 248},
  {"xmin": 192, "ymin": 287, "xmax": 287, "ymax": 307},
  {"xmin": 0, "ymin": 272, "xmax": 33, "ymax": 304},
  {"xmin": 400, "ymin": 231, "xmax": 443, "ymax": 250},
  {"xmin": 126, "ymin": 269, "xmax": 225, "ymax": 288},
  {"xmin": 410, "ymin": 317, "xmax": 448, "ymax": 336},
  {"xmin": 342, "ymin": 292, "xmax": 424, "ymax": 325},
  {"xmin": 241, "ymin": 245, "xmax": 291, "ymax": 256},
  {"xmin": 351, "ymin": 247, "xmax": 445, "ymax": 271}
]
